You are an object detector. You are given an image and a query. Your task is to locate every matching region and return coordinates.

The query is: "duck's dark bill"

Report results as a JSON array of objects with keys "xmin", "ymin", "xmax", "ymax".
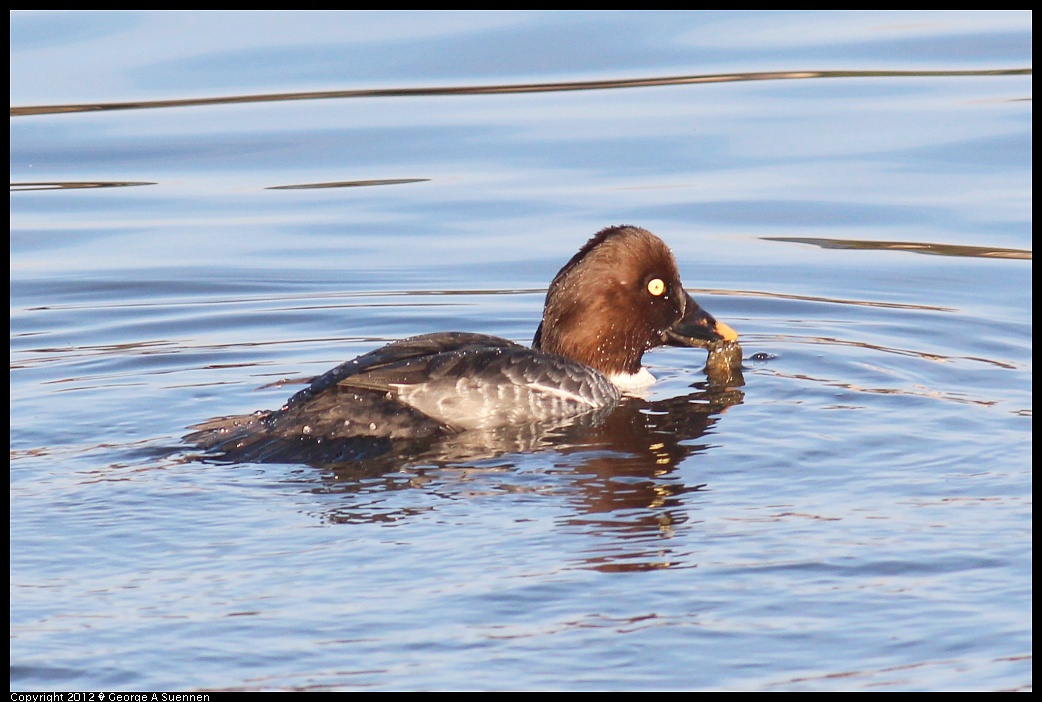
[{"xmin": 662, "ymin": 292, "xmax": 739, "ymax": 349}]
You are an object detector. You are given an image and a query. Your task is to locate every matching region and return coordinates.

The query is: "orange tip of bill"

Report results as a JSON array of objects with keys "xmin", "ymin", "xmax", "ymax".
[{"xmin": 715, "ymin": 321, "xmax": 739, "ymax": 342}]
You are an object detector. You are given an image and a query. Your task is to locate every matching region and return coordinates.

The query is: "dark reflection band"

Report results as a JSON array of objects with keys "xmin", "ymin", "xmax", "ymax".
[
  {"xmin": 11, "ymin": 68, "xmax": 1031, "ymax": 117},
  {"xmin": 10, "ymin": 181, "xmax": 155, "ymax": 191}
]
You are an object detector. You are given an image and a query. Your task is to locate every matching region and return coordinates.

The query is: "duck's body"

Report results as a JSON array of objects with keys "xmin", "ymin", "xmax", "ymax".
[{"xmin": 187, "ymin": 226, "xmax": 737, "ymax": 460}]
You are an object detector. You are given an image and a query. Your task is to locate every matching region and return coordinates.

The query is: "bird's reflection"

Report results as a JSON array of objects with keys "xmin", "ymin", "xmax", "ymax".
[
  {"xmin": 310, "ymin": 362, "xmax": 744, "ymax": 567},
  {"xmin": 194, "ymin": 361, "xmax": 744, "ymax": 571}
]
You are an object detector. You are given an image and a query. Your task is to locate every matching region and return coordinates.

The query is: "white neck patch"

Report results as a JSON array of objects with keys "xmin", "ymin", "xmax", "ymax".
[{"xmin": 608, "ymin": 367, "xmax": 656, "ymax": 394}]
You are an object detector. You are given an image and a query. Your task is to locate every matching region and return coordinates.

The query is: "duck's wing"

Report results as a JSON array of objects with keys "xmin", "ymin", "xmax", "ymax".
[
  {"xmin": 282, "ymin": 332, "xmax": 522, "ymax": 409},
  {"xmin": 256, "ymin": 333, "xmax": 523, "ymax": 438},
  {"xmin": 184, "ymin": 333, "xmax": 620, "ymax": 459},
  {"xmin": 338, "ymin": 345, "xmax": 621, "ymax": 431},
  {"xmin": 185, "ymin": 334, "xmax": 519, "ymax": 457}
]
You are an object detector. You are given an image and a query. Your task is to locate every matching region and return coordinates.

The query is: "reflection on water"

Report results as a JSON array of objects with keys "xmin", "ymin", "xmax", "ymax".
[
  {"xmin": 9, "ymin": 181, "xmax": 156, "ymax": 191},
  {"xmin": 311, "ymin": 381, "xmax": 744, "ymax": 572},
  {"xmin": 766, "ymin": 236, "xmax": 1032, "ymax": 260},
  {"xmin": 9, "ymin": 179, "xmax": 429, "ymax": 191},
  {"xmin": 10, "ymin": 67, "xmax": 1030, "ymax": 117},
  {"xmin": 266, "ymin": 178, "xmax": 430, "ymax": 190}
]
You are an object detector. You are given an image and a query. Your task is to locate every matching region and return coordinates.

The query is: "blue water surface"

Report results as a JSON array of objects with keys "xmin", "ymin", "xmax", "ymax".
[{"xmin": 10, "ymin": 10, "xmax": 1031, "ymax": 691}]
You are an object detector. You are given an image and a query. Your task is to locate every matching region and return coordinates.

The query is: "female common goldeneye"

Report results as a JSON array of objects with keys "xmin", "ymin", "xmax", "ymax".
[{"xmin": 186, "ymin": 226, "xmax": 738, "ymax": 459}]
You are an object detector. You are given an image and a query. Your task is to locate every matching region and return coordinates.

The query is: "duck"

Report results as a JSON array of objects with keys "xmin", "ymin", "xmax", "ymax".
[{"xmin": 186, "ymin": 225, "xmax": 738, "ymax": 461}]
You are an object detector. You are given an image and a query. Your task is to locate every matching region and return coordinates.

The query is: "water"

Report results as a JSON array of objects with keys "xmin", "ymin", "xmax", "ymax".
[{"xmin": 10, "ymin": 11, "xmax": 1031, "ymax": 691}]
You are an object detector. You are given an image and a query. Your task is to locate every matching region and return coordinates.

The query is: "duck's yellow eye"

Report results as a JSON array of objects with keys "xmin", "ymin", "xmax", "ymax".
[{"xmin": 647, "ymin": 278, "xmax": 666, "ymax": 296}]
